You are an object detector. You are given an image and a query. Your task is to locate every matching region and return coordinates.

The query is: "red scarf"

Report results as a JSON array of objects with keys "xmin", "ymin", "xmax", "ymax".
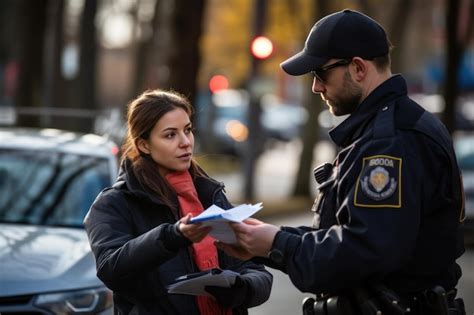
[{"xmin": 166, "ymin": 171, "xmax": 232, "ymax": 315}]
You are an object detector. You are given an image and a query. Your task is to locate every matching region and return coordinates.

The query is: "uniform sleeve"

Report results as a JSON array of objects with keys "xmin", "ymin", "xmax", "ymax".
[
  {"xmin": 270, "ymin": 133, "xmax": 426, "ymax": 294},
  {"xmin": 83, "ymin": 189, "xmax": 189, "ymax": 292}
]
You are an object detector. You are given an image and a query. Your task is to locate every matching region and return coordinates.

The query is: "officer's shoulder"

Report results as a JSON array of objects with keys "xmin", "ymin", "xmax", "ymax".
[
  {"xmin": 394, "ymin": 97, "xmax": 452, "ymax": 147},
  {"xmin": 393, "ymin": 97, "xmax": 425, "ymax": 129},
  {"xmin": 371, "ymin": 97, "xmax": 447, "ymax": 135}
]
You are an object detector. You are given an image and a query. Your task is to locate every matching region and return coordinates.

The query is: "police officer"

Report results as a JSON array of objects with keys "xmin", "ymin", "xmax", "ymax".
[{"xmin": 217, "ymin": 9, "xmax": 466, "ymax": 314}]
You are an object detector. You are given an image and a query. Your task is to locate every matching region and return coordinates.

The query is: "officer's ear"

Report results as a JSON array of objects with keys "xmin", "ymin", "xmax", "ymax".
[{"xmin": 350, "ymin": 57, "xmax": 368, "ymax": 82}]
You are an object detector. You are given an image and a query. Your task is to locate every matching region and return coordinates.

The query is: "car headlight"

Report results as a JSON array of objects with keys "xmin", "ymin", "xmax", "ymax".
[{"xmin": 34, "ymin": 287, "xmax": 113, "ymax": 314}]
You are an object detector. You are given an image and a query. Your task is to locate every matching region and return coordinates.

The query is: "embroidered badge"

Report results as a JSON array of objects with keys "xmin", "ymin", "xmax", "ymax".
[{"xmin": 354, "ymin": 155, "xmax": 402, "ymax": 208}]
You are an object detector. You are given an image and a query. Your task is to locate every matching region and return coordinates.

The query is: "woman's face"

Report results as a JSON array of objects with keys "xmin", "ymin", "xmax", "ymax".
[{"xmin": 138, "ymin": 107, "xmax": 194, "ymax": 176}]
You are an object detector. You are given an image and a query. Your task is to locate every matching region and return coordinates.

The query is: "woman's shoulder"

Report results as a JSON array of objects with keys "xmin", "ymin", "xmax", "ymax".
[
  {"xmin": 90, "ymin": 185, "xmax": 137, "ymax": 216},
  {"xmin": 83, "ymin": 187, "xmax": 131, "ymax": 229}
]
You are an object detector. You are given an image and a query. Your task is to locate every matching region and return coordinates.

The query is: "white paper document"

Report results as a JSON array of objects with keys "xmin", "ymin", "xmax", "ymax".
[
  {"xmin": 189, "ymin": 203, "xmax": 263, "ymax": 243},
  {"xmin": 167, "ymin": 268, "xmax": 240, "ymax": 296}
]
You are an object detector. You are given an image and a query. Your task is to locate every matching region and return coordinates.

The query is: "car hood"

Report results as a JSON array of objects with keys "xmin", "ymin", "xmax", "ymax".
[{"xmin": 0, "ymin": 223, "xmax": 103, "ymax": 297}]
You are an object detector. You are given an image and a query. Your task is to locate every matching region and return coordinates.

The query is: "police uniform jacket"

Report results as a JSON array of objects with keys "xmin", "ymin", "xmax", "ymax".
[
  {"xmin": 84, "ymin": 159, "xmax": 272, "ymax": 314},
  {"xmin": 265, "ymin": 75, "xmax": 464, "ymax": 296}
]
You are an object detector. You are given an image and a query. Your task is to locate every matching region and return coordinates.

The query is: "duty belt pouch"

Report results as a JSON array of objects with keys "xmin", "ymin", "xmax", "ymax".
[
  {"xmin": 301, "ymin": 286, "xmax": 415, "ymax": 315},
  {"xmin": 301, "ymin": 293, "xmax": 361, "ymax": 315},
  {"xmin": 325, "ymin": 295, "xmax": 357, "ymax": 315},
  {"xmin": 412, "ymin": 286, "xmax": 466, "ymax": 315}
]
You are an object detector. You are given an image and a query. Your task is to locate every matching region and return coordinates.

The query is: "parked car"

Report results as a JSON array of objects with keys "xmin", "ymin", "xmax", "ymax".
[
  {"xmin": 0, "ymin": 127, "xmax": 118, "ymax": 314},
  {"xmin": 454, "ymin": 132, "xmax": 474, "ymax": 238}
]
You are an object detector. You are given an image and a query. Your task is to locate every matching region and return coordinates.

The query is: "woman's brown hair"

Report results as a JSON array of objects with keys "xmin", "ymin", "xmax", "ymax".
[{"xmin": 121, "ymin": 89, "xmax": 206, "ymax": 210}]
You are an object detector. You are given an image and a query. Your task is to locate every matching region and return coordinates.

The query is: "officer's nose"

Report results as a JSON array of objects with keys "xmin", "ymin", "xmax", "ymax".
[{"xmin": 312, "ymin": 77, "xmax": 326, "ymax": 94}]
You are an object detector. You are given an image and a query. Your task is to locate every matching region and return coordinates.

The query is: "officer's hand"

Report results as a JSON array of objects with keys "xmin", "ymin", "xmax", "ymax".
[
  {"xmin": 178, "ymin": 214, "xmax": 212, "ymax": 243},
  {"xmin": 205, "ymin": 275, "xmax": 248, "ymax": 308},
  {"xmin": 215, "ymin": 240, "xmax": 254, "ymax": 261},
  {"xmin": 231, "ymin": 218, "xmax": 279, "ymax": 257}
]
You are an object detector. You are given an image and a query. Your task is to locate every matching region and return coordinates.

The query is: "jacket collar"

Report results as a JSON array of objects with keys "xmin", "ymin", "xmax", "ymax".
[
  {"xmin": 194, "ymin": 174, "xmax": 225, "ymax": 209},
  {"xmin": 114, "ymin": 158, "xmax": 224, "ymax": 207},
  {"xmin": 329, "ymin": 74, "xmax": 407, "ymax": 147}
]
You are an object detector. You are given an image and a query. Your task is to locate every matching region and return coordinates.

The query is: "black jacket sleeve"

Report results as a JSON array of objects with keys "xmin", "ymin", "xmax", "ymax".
[{"xmin": 84, "ymin": 189, "xmax": 190, "ymax": 292}]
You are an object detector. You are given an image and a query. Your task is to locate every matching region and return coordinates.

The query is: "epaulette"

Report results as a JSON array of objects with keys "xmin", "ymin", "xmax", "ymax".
[{"xmin": 372, "ymin": 101, "xmax": 396, "ymax": 139}]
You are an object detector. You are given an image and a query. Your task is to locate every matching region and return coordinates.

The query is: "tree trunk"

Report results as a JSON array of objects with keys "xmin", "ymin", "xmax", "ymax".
[
  {"xmin": 292, "ymin": 82, "xmax": 324, "ymax": 196},
  {"xmin": 166, "ymin": 0, "xmax": 206, "ymax": 105},
  {"xmin": 14, "ymin": 0, "xmax": 48, "ymax": 127},
  {"xmin": 387, "ymin": 0, "xmax": 412, "ymax": 73},
  {"xmin": 0, "ymin": 1, "xmax": 16, "ymax": 105},
  {"xmin": 292, "ymin": 0, "xmax": 330, "ymax": 197},
  {"xmin": 443, "ymin": 0, "xmax": 474, "ymax": 133},
  {"xmin": 74, "ymin": 0, "xmax": 98, "ymax": 133},
  {"xmin": 443, "ymin": 0, "xmax": 461, "ymax": 134},
  {"xmin": 243, "ymin": 0, "xmax": 267, "ymax": 201},
  {"xmin": 42, "ymin": 0, "xmax": 66, "ymax": 128},
  {"xmin": 357, "ymin": 0, "xmax": 412, "ymax": 74},
  {"xmin": 130, "ymin": 0, "xmax": 161, "ymax": 100}
]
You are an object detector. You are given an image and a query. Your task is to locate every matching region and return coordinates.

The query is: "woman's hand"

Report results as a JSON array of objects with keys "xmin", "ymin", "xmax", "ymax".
[{"xmin": 178, "ymin": 214, "xmax": 212, "ymax": 243}]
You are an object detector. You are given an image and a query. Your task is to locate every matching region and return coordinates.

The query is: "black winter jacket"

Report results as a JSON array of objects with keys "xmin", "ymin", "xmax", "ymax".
[
  {"xmin": 263, "ymin": 75, "xmax": 464, "ymax": 295},
  {"xmin": 84, "ymin": 160, "xmax": 272, "ymax": 314}
]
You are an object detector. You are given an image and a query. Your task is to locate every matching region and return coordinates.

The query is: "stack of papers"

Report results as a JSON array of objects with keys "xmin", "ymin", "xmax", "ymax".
[
  {"xmin": 189, "ymin": 203, "xmax": 263, "ymax": 243},
  {"xmin": 167, "ymin": 268, "xmax": 239, "ymax": 296}
]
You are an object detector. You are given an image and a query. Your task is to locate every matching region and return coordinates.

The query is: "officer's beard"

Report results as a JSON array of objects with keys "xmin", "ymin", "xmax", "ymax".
[{"xmin": 328, "ymin": 70, "xmax": 363, "ymax": 117}]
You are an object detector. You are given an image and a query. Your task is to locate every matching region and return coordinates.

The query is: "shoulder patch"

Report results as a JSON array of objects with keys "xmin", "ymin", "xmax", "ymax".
[{"xmin": 354, "ymin": 155, "xmax": 402, "ymax": 208}]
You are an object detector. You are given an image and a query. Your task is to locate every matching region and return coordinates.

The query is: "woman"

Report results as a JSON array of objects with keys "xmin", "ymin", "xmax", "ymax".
[{"xmin": 84, "ymin": 89, "xmax": 272, "ymax": 315}]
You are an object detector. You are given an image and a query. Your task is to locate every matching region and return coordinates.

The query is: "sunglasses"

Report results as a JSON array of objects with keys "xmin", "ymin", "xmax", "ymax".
[{"xmin": 311, "ymin": 59, "xmax": 352, "ymax": 83}]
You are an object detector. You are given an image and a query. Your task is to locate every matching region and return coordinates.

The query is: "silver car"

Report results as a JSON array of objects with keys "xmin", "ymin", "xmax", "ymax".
[
  {"xmin": 454, "ymin": 132, "xmax": 474, "ymax": 241},
  {"xmin": 0, "ymin": 128, "xmax": 118, "ymax": 314}
]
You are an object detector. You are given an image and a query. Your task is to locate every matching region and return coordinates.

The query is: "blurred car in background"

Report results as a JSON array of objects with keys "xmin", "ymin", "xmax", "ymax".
[
  {"xmin": 196, "ymin": 89, "xmax": 307, "ymax": 156},
  {"xmin": 454, "ymin": 132, "xmax": 474, "ymax": 238},
  {"xmin": 410, "ymin": 93, "xmax": 474, "ymax": 131},
  {"xmin": 0, "ymin": 127, "xmax": 118, "ymax": 315},
  {"xmin": 261, "ymin": 94, "xmax": 308, "ymax": 142},
  {"xmin": 209, "ymin": 89, "xmax": 250, "ymax": 156}
]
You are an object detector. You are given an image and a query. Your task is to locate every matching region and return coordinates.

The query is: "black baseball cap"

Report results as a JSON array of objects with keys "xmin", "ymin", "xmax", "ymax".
[{"xmin": 281, "ymin": 9, "xmax": 389, "ymax": 76}]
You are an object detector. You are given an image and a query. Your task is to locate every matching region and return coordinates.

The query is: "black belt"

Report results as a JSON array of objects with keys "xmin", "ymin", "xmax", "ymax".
[
  {"xmin": 400, "ymin": 287, "xmax": 466, "ymax": 315},
  {"xmin": 301, "ymin": 286, "xmax": 466, "ymax": 315}
]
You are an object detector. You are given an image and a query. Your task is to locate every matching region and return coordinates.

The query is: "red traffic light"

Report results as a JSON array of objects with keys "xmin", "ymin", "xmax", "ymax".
[
  {"xmin": 251, "ymin": 36, "xmax": 273, "ymax": 59},
  {"xmin": 208, "ymin": 74, "xmax": 229, "ymax": 93}
]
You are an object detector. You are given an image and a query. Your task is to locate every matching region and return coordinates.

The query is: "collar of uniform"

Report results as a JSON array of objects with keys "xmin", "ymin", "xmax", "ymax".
[{"xmin": 329, "ymin": 74, "xmax": 407, "ymax": 147}]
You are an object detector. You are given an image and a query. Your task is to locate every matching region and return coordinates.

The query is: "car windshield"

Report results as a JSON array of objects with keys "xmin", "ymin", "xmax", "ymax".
[{"xmin": 0, "ymin": 149, "xmax": 111, "ymax": 228}]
